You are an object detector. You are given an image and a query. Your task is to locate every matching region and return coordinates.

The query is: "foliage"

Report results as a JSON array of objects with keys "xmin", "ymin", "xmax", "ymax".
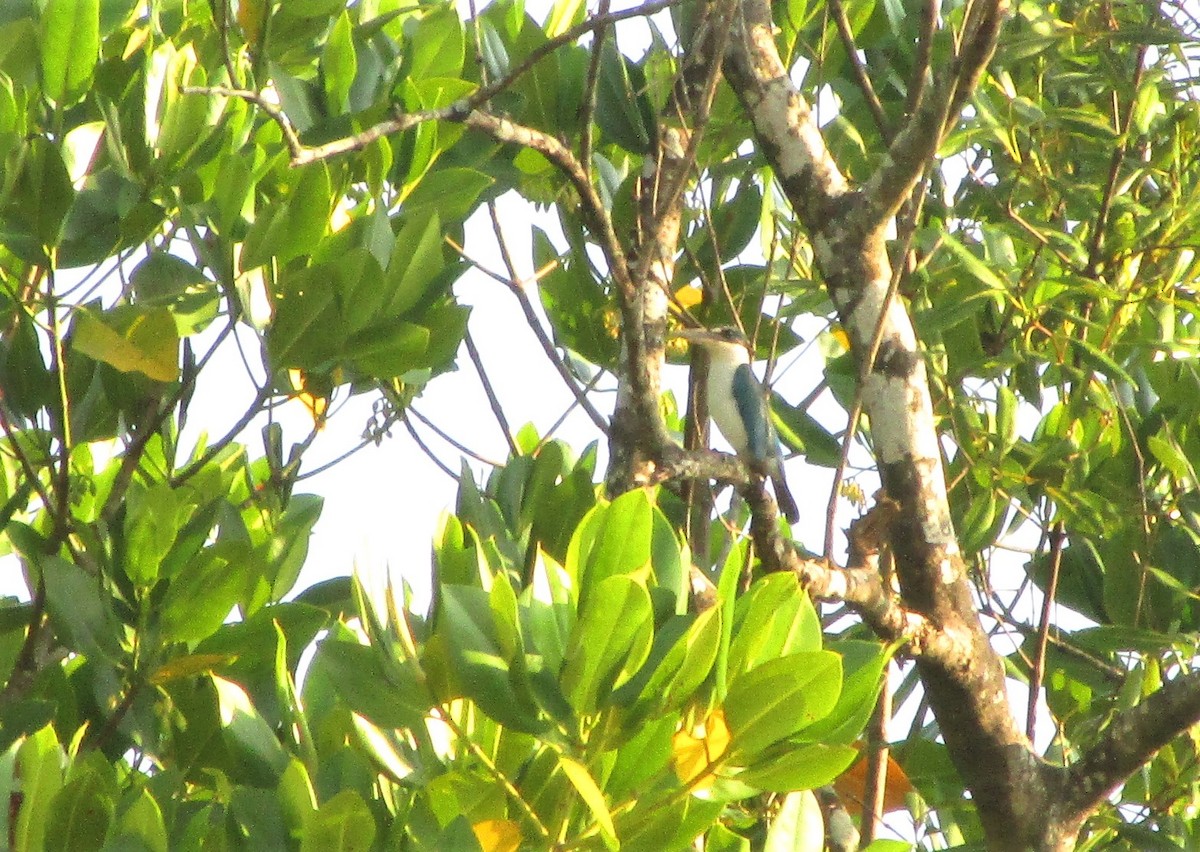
[{"xmin": 0, "ymin": 0, "xmax": 1199, "ymax": 849}]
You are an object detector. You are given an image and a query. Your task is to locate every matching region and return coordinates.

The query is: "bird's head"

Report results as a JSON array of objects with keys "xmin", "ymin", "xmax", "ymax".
[{"xmin": 673, "ymin": 326, "xmax": 752, "ymax": 363}]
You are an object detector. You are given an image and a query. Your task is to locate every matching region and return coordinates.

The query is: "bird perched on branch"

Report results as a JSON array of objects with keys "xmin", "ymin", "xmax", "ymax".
[{"xmin": 676, "ymin": 326, "xmax": 799, "ymax": 523}]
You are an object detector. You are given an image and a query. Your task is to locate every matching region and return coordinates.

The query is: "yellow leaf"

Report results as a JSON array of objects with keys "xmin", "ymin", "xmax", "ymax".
[
  {"xmin": 674, "ymin": 283, "xmax": 703, "ymax": 309},
  {"xmin": 237, "ymin": 0, "xmax": 268, "ymax": 43},
  {"xmin": 672, "ymin": 708, "xmax": 731, "ymax": 790},
  {"xmin": 559, "ymin": 756, "xmax": 617, "ymax": 848},
  {"xmin": 288, "ymin": 369, "xmax": 330, "ymax": 429},
  {"xmin": 471, "ymin": 819, "xmax": 522, "ymax": 852},
  {"xmin": 149, "ymin": 653, "xmax": 238, "ymax": 684},
  {"xmin": 72, "ymin": 307, "xmax": 179, "ymax": 382}
]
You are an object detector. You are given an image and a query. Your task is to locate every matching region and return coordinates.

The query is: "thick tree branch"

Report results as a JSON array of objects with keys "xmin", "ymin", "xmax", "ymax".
[
  {"xmin": 609, "ymin": 0, "xmax": 735, "ymax": 496},
  {"xmin": 1058, "ymin": 669, "xmax": 1200, "ymax": 823},
  {"xmin": 723, "ymin": 1, "xmax": 1051, "ymax": 846},
  {"xmin": 721, "ymin": 0, "xmax": 850, "ymax": 227}
]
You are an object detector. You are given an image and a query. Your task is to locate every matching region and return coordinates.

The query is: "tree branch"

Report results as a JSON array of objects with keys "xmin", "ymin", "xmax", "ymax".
[
  {"xmin": 827, "ymin": 0, "xmax": 891, "ymax": 143},
  {"xmin": 723, "ymin": 1, "xmax": 1049, "ymax": 846},
  {"xmin": 1057, "ymin": 669, "xmax": 1200, "ymax": 835},
  {"xmin": 859, "ymin": 0, "xmax": 1009, "ymax": 224},
  {"xmin": 721, "ymin": 0, "xmax": 851, "ymax": 228}
]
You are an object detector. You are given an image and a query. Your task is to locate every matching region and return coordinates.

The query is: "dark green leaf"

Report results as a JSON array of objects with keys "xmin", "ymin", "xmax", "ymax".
[{"xmin": 300, "ymin": 790, "xmax": 376, "ymax": 852}]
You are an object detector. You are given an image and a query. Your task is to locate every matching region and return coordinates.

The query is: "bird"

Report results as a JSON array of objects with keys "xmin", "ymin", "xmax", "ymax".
[{"xmin": 675, "ymin": 325, "xmax": 799, "ymax": 523}]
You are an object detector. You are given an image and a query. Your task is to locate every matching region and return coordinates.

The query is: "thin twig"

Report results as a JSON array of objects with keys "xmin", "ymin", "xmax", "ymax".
[
  {"xmin": 410, "ymin": 406, "xmax": 506, "ymax": 467},
  {"xmin": 294, "ymin": 436, "xmax": 374, "ymax": 481},
  {"xmin": 45, "ymin": 268, "xmax": 74, "ymax": 551},
  {"xmin": 468, "ymin": 212, "xmax": 610, "ymax": 433},
  {"xmin": 861, "ymin": 544, "xmax": 896, "ymax": 843},
  {"xmin": 400, "ymin": 413, "xmax": 460, "ymax": 481},
  {"xmin": 828, "ymin": 0, "xmax": 891, "ymax": 142},
  {"xmin": 578, "ymin": 0, "xmax": 611, "ymax": 178},
  {"xmin": 436, "ymin": 708, "xmax": 551, "ymax": 841},
  {"xmin": 464, "ymin": 328, "xmax": 519, "ymax": 457},
  {"xmin": 1027, "ymin": 524, "xmax": 1065, "ymax": 740},
  {"xmin": 170, "ymin": 386, "xmax": 272, "ymax": 486},
  {"xmin": 186, "ymin": 0, "xmax": 680, "ymax": 170},
  {"xmin": 1085, "ymin": 45, "xmax": 1148, "ymax": 278},
  {"xmin": 534, "ymin": 369, "xmax": 607, "ymax": 456},
  {"xmin": 906, "ymin": 0, "xmax": 939, "ymax": 116}
]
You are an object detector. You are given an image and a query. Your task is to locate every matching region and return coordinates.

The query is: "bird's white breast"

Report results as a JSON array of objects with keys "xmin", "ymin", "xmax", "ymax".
[{"xmin": 706, "ymin": 355, "xmax": 750, "ymax": 453}]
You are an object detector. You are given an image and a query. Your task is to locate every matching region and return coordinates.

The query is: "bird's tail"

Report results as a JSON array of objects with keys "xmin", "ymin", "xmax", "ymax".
[{"xmin": 772, "ymin": 474, "xmax": 800, "ymax": 524}]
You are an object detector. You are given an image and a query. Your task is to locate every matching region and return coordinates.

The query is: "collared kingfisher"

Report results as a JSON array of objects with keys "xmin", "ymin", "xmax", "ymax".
[{"xmin": 676, "ymin": 326, "xmax": 800, "ymax": 523}]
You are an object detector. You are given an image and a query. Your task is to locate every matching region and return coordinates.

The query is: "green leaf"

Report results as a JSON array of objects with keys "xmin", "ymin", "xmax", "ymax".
[
  {"xmin": 301, "ymin": 790, "xmax": 376, "ymax": 852},
  {"xmin": 522, "ymin": 548, "xmax": 577, "ymax": 674},
  {"xmin": 148, "ymin": 42, "xmax": 223, "ymax": 169},
  {"xmin": 706, "ymin": 823, "xmax": 751, "ymax": 852},
  {"xmin": 40, "ymin": 0, "xmax": 99, "ymax": 107},
  {"xmin": 545, "ymin": 0, "xmax": 586, "ymax": 37},
  {"xmin": 384, "ymin": 212, "xmax": 445, "ymax": 317},
  {"xmin": 1069, "ymin": 337, "xmax": 1137, "ymax": 387},
  {"xmin": 428, "ymin": 584, "xmax": 546, "ymax": 732},
  {"xmin": 267, "ymin": 264, "xmax": 343, "ymax": 370},
  {"xmin": 726, "ymin": 652, "xmax": 842, "ymax": 758},
  {"xmin": 71, "ymin": 306, "xmax": 179, "ymax": 382},
  {"xmin": 595, "ymin": 40, "xmax": 651, "ymax": 153},
  {"xmin": 317, "ymin": 638, "xmax": 432, "ymax": 729},
  {"xmin": 561, "ymin": 575, "xmax": 653, "ymax": 715},
  {"xmin": 735, "ymin": 742, "xmax": 858, "ymax": 793},
  {"xmin": 633, "ymin": 607, "xmax": 722, "ymax": 714},
  {"xmin": 278, "ymin": 758, "xmax": 318, "ymax": 837},
  {"xmin": 762, "ymin": 790, "xmax": 824, "ymax": 852},
  {"xmin": 44, "ymin": 763, "xmax": 115, "ymax": 851},
  {"xmin": 1148, "ymin": 433, "xmax": 1194, "ymax": 482},
  {"xmin": 401, "ymin": 167, "xmax": 492, "ymax": 222},
  {"xmin": 802, "ymin": 640, "xmax": 891, "ymax": 745},
  {"xmin": 12, "ymin": 136, "xmax": 74, "ymax": 250},
  {"xmin": 14, "ymin": 725, "xmax": 65, "ymax": 852},
  {"xmin": 111, "ymin": 788, "xmax": 168, "ymax": 852},
  {"xmin": 996, "ymin": 385, "xmax": 1018, "ymax": 453},
  {"xmin": 728, "ymin": 573, "xmax": 821, "ymax": 678},
  {"xmin": 0, "ymin": 700, "xmax": 55, "ymax": 754},
  {"xmin": 230, "ymin": 786, "xmax": 290, "ymax": 848},
  {"xmin": 408, "ymin": 7, "xmax": 465, "ymax": 81},
  {"xmin": 323, "ymin": 12, "xmax": 357, "ymax": 113},
  {"xmin": 213, "ymin": 675, "xmax": 290, "ymax": 786},
  {"xmin": 941, "ymin": 232, "xmax": 1012, "ymax": 294},
  {"xmin": 958, "ymin": 486, "xmax": 998, "ymax": 553},
  {"xmin": 242, "ymin": 164, "xmax": 332, "ymax": 268},
  {"xmin": 351, "ymin": 713, "xmax": 416, "ymax": 783},
  {"xmin": 123, "ymin": 482, "xmax": 186, "ymax": 588},
  {"xmin": 583, "ymin": 489, "xmax": 654, "ymax": 590},
  {"xmin": 41, "ymin": 555, "xmax": 122, "ymax": 660},
  {"xmin": 160, "ymin": 545, "xmax": 247, "ymax": 645},
  {"xmin": 689, "ymin": 184, "xmax": 762, "ymax": 275},
  {"xmin": 606, "ymin": 714, "xmax": 676, "ymax": 801},
  {"xmin": 772, "ymin": 398, "xmax": 842, "ymax": 467},
  {"xmin": 131, "ymin": 252, "xmax": 208, "ymax": 303},
  {"xmin": 266, "ymin": 493, "xmax": 324, "ymax": 600},
  {"xmin": 278, "ymin": 0, "xmax": 346, "ymax": 17}
]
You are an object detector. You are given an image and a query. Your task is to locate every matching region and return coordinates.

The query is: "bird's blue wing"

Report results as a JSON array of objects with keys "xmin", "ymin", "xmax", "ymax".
[{"xmin": 732, "ymin": 364, "xmax": 772, "ymax": 465}]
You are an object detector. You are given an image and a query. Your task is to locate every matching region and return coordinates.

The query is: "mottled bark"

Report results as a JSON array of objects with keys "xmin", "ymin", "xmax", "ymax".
[{"xmin": 711, "ymin": 0, "xmax": 1200, "ymax": 847}]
